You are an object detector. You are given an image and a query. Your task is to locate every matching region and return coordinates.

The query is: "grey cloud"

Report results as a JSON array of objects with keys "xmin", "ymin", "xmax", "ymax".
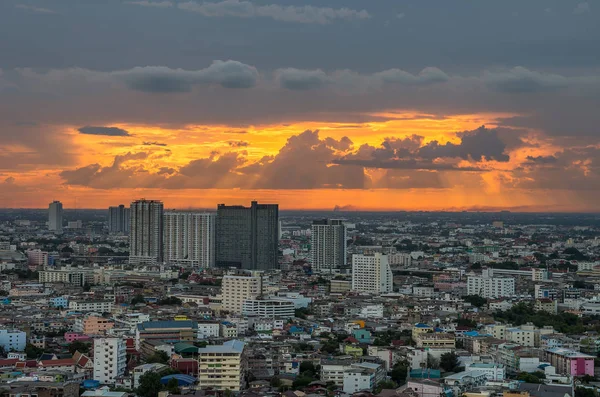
[
  {"xmin": 113, "ymin": 60, "xmax": 259, "ymax": 93},
  {"xmin": 15, "ymin": 4, "xmax": 57, "ymax": 14},
  {"xmin": 228, "ymin": 141, "xmax": 249, "ymax": 147},
  {"xmin": 177, "ymin": 0, "xmax": 370, "ymax": 24},
  {"xmin": 484, "ymin": 66, "xmax": 569, "ymax": 93},
  {"xmin": 126, "ymin": 1, "xmax": 173, "ymax": 7},
  {"xmin": 78, "ymin": 126, "xmax": 131, "ymax": 136},
  {"xmin": 332, "ymin": 158, "xmax": 484, "ymax": 171},
  {"xmin": 524, "ymin": 155, "xmax": 558, "ymax": 165},
  {"xmin": 143, "ymin": 141, "xmax": 168, "ymax": 146},
  {"xmin": 374, "ymin": 67, "xmax": 449, "ymax": 85},
  {"xmin": 573, "ymin": 2, "xmax": 590, "ymax": 14},
  {"xmin": 276, "ymin": 69, "xmax": 332, "ymax": 91},
  {"xmin": 419, "ymin": 126, "xmax": 510, "ymax": 162}
]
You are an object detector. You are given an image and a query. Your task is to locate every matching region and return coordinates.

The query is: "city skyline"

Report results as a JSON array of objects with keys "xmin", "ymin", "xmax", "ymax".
[{"xmin": 0, "ymin": 1, "xmax": 599, "ymax": 212}]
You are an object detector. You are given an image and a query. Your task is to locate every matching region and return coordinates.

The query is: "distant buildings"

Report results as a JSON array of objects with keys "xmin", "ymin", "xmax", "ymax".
[
  {"xmin": 467, "ymin": 268, "xmax": 515, "ymax": 299},
  {"xmin": 216, "ymin": 201, "xmax": 279, "ymax": 270},
  {"xmin": 164, "ymin": 212, "xmax": 215, "ymax": 268},
  {"xmin": 108, "ymin": 204, "xmax": 130, "ymax": 234},
  {"xmin": 351, "ymin": 253, "xmax": 393, "ymax": 294},
  {"xmin": 93, "ymin": 338, "xmax": 127, "ymax": 385},
  {"xmin": 310, "ymin": 219, "xmax": 347, "ymax": 273},
  {"xmin": 129, "ymin": 199, "xmax": 164, "ymax": 265},
  {"xmin": 48, "ymin": 200, "xmax": 63, "ymax": 233},
  {"xmin": 0, "ymin": 329, "xmax": 26, "ymax": 351}
]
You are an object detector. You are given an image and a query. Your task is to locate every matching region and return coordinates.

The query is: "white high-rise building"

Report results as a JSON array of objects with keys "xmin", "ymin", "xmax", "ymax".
[
  {"xmin": 129, "ymin": 199, "xmax": 164, "ymax": 264},
  {"xmin": 164, "ymin": 212, "xmax": 215, "ymax": 268},
  {"xmin": 467, "ymin": 268, "xmax": 515, "ymax": 299},
  {"xmin": 48, "ymin": 201, "xmax": 63, "ymax": 233},
  {"xmin": 93, "ymin": 338, "xmax": 126, "ymax": 385},
  {"xmin": 311, "ymin": 219, "xmax": 347, "ymax": 273},
  {"xmin": 221, "ymin": 273, "xmax": 262, "ymax": 314},
  {"xmin": 351, "ymin": 253, "xmax": 393, "ymax": 294}
]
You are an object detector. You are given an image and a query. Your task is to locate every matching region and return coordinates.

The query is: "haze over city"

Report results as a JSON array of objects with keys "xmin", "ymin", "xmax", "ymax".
[{"xmin": 1, "ymin": 0, "xmax": 599, "ymax": 211}]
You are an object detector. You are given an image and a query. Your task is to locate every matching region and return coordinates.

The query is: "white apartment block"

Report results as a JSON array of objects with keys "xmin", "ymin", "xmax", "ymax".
[
  {"xmin": 242, "ymin": 299, "xmax": 295, "ymax": 319},
  {"xmin": 467, "ymin": 269, "xmax": 515, "ymax": 299},
  {"xmin": 343, "ymin": 362, "xmax": 386, "ymax": 394},
  {"xmin": 198, "ymin": 322, "xmax": 220, "ymax": 339},
  {"xmin": 321, "ymin": 360, "xmax": 352, "ymax": 386},
  {"xmin": 69, "ymin": 300, "xmax": 114, "ymax": 313},
  {"xmin": 93, "ymin": 338, "xmax": 127, "ymax": 385},
  {"xmin": 310, "ymin": 219, "xmax": 347, "ymax": 273},
  {"xmin": 351, "ymin": 253, "xmax": 393, "ymax": 294},
  {"xmin": 221, "ymin": 274, "xmax": 262, "ymax": 314},
  {"xmin": 113, "ymin": 313, "xmax": 151, "ymax": 334},
  {"xmin": 0, "ymin": 329, "xmax": 26, "ymax": 351},
  {"xmin": 39, "ymin": 268, "xmax": 94, "ymax": 286},
  {"xmin": 164, "ymin": 212, "xmax": 215, "ymax": 268}
]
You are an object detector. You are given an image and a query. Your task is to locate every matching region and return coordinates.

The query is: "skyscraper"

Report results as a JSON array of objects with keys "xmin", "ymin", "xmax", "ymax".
[
  {"xmin": 216, "ymin": 201, "xmax": 279, "ymax": 270},
  {"xmin": 108, "ymin": 204, "xmax": 130, "ymax": 233},
  {"xmin": 311, "ymin": 219, "xmax": 347, "ymax": 273},
  {"xmin": 164, "ymin": 212, "xmax": 216, "ymax": 268},
  {"xmin": 129, "ymin": 199, "xmax": 164, "ymax": 265},
  {"xmin": 48, "ymin": 201, "xmax": 63, "ymax": 233}
]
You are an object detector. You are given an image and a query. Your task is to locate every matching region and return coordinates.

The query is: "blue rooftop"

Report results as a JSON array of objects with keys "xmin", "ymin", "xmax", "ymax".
[
  {"xmin": 137, "ymin": 320, "xmax": 198, "ymax": 331},
  {"xmin": 160, "ymin": 374, "xmax": 196, "ymax": 386}
]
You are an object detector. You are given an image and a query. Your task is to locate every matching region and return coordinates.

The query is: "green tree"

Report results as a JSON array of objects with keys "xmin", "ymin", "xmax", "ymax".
[
  {"xmin": 299, "ymin": 361, "xmax": 316, "ymax": 375},
  {"xmin": 25, "ymin": 343, "xmax": 43, "ymax": 359},
  {"xmin": 131, "ymin": 294, "xmax": 145, "ymax": 305},
  {"xmin": 462, "ymin": 295, "xmax": 487, "ymax": 308},
  {"xmin": 67, "ymin": 340, "xmax": 91, "ymax": 355},
  {"xmin": 157, "ymin": 296, "xmax": 182, "ymax": 305},
  {"xmin": 136, "ymin": 371, "xmax": 162, "ymax": 397},
  {"xmin": 517, "ymin": 372, "xmax": 543, "ymax": 384},
  {"xmin": 375, "ymin": 380, "xmax": 397, "ymax": 393},
  {"xmin": 146, "ymin": 351, "xmax": 169, "ymax": 364},
  {"xmin": 439, "ymin": 352, "xmax": 460, "ymax": 372},
  {"xmin": 270, "ymin": 376, "xmax": 282, "ymax": 388},
  {"xmin": 575, "ymin": 387, "xmax": 597, "ymax": 397},
  {"xmin": 165, "ymin": 378, "xmax": 181, "ymax": 394},
  {"xmin": 390, "ymin": 361, "xmax": 408, "ymax": 385}
]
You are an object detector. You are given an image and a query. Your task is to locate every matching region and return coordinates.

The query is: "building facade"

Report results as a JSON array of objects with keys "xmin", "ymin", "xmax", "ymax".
[
  {"xmin": 129, "ymin": 199, "xmax": 164, "ymax": 265},
  {"xmin": 48, "ymin": 201, "xmax": 63, "ymax": 233},
  {"xmin": 242, "ymin": 299, "xmax": 295, "ymax": 318},
  {"xmin": 310, "ymin": 219, "xmax": 347, "ymax": 273},
  {"xmin": 0, "ymin": 329, "xmax": 26, "ymax": 351},
  {"xmin": 221, "ymin": 274, "xmax": 263, "ymax": 314},
  {"xmin": 197, "ymin": 340, "xmax": 247, "ymax": 392},
  {"xmin": 467, "ymin": 270, "xmax": 515, "ymax": 299},
  {"xmin": 216, "ymin": 201, "xmax": 278, "ymax": 270},
  {"xmin": 351, "ymin": 253, "xmax": 393, "ymax": 294},
  {"xmin": 163, "ymin": 212, "xmax": 215, "ymax": 268},
  {"xmin": 108, "ymin": 205, "xmax": 130, "ymax": 234},
  {"xmin": 93, "ymin": 338, "xmax": 127, "ymax": 385}
]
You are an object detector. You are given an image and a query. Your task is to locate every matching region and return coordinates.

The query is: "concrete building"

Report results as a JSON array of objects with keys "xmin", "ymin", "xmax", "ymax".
[
  {"xmin": 330, "ymin": 279, "xmax": 351, "ymax": 293},
  {"xmin": 351, "ymin": 253, "xmax": 393, "ymax": 294},
  {"xmin": 39, "ymin": 268, "xmax": 94, "ymax": 286},
  {"xmin": 464, "ymin": 363, "xmax": 506, "ymax": 381},
  {"xmin": 73, "ymin": 316, "xmax": 114, "ymax": 335},
  {"xmin": 0, "ymin": 329, "xmax": 26, "ymax": 352},
  {"xmin": 343, "ymin": 362, "xmax": 387, "ymax": 394},
  {"xmin": 197, "ymin": 322, "xmax": 220, "ymax": 339},
  {"xmin": 215, "ymin": 201, "xmax": 279, "ymax": 270},
  {"xmin": 310, "ymin": 219, "xmax": 347, "ymax": 273},
  {"xmin": 93, "ymin": 338, "xmax": 126, "ymax": 385},
  {"xmin": 135, "ymin": 320, "xmax": 197, "ymax": 350},
  {"xmin": 242, "ymin": 298, "xmax": 295, "ymax": 318},
  {"xmin": 221, "ymin": 273, "xmax": 262, "ymax": 314},
  {"xmin": 133, "ymin": 363, "xmax": 168, "ymax": 388},
  {"xmin": 48, "ymin": 200, "xmax": 63, "ymax": 233},
  {"xmin": 129, "ymin": 199, "xmax": 164, "ymax": 265},
  {"xmin": 416, "ymin": 333, "xmax": 456, "ymax": 349},
  {"xmin": 467, "ymin": 269, "xmax": 515, "ymax": 299},
  {"xmin": 68, "ymin": 300, "xmax": 114, "ymax": 313},
  {"xmin": 197, "ymin": 340, "xmax": 247, "ymax": 392},
  {"xmin": 108, "ymin": 205, "xmax": 130, "ymax": 234},
  {"xmin": 543, "ymin": 347, "xmax": 595, "ymax": 376},
  {"xmin": 163, "ymin": 212, "xmax": 215, "ymax": 268}
]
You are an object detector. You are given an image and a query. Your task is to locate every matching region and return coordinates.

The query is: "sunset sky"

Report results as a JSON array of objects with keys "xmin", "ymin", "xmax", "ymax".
[{"xmin": 0, "ymin": 0, "xmax": 599, "ymax": 211}]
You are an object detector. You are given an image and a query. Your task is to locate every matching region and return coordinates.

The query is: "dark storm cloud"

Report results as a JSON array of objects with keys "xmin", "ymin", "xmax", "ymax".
[
  {"xmin": 276, "ymin": 69, "xmax": 332, "ymax": 91},
  {"xmin": 143, "ymin": 141, "xmax": 168, "ymax": 146},
  {"xmin": 524, "ymin": 155, "xmax": 558, "ymax": 165},
  {"xmin": 113, "ymin": 61, "xmax": 259, "ymax": 93},
  {"xmin": 78, "ymin": 126, "xmax": 131, "ymax": 136},
  {"xmin": 418, "ymin": 127, "xmax": 510, "ymax": 162},
  {"xmin": 228, "ymin": 141, "xmax": 249, "ymax": 147},
  {"xmin": 332, "ymin": 158, "xmax": 484, "ymax": 172}
]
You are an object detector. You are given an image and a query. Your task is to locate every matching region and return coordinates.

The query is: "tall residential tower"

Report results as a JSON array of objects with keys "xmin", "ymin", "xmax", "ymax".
[
  {"xmin": 311, "ymin": 219, "xmax": 347, "ymax": 273},
  {"xmin": 48, "ymin": 201, "xmax": 63, "ymax": 233},
  {"xmin": 129, "ymin": 199, "xmax": 164, "ymax": 264},
  {"xmin": 216, "ymin": 201, "xmax": 279, "ymax": 270},
  {"xmin": 164, "ymin": 212, "xmax": 216, "ymax": 268},
  {"xmin": 108, "ymin": 204, "xmax": 130, "ymax": 233}
]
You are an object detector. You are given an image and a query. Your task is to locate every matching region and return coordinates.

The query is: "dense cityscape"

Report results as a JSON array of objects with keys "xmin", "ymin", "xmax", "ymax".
[{"xmin": 0, "ymin": 201, "xmax": 599, "ymax": 397}]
